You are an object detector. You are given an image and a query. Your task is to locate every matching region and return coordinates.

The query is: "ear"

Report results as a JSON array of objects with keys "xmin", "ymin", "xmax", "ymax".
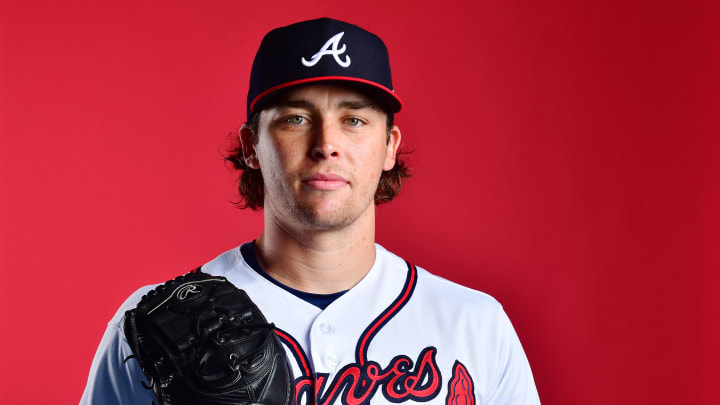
[
  {"xmin": 383, "ymin": 124, "xmax": 402, "ymax": 171},
  {"xmin": 239, "ymin": 123, "xmax": 260, "ymax": 169}
]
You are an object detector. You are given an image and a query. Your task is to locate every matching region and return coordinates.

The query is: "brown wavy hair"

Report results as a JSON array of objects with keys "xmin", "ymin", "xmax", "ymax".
[{"xmin": 224, "ymin": 111, "xmax": 411, "ymax": 210}]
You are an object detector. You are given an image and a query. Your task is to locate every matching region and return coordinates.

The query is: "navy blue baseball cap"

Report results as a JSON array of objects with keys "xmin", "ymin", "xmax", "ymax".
[{"xmin": 247, "ymin": 18, "xmax": 402, "ymax": 119}]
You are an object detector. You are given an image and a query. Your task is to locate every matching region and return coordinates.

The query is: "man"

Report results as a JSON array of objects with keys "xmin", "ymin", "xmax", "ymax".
[{"xmin": 81, "ymin": 18, "xmax": 540, "ymax": 404}]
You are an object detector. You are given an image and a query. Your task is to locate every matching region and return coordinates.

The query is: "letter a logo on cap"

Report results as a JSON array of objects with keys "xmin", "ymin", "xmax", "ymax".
[{"xmin": 301, "ymin": 32, "xmax": 351, "ymax": 68}]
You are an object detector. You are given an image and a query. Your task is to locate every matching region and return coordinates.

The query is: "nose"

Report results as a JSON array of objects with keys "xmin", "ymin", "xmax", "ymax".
[{"xmin": 310, "ymin": 120, "xmax": 341, "ymax": 160}]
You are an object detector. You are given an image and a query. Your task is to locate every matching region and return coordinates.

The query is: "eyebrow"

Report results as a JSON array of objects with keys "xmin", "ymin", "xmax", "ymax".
[
  {"xmin": 274, "ymin": 100, "xmax": 316, "ymax": 110},
  {"xmin": 337, "ymin": 100, "xmax": 382, "ymax": 111}
]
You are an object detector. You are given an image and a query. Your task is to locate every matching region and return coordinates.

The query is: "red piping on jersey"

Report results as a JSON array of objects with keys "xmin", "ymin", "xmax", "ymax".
[
  {"xmin": 274, "ymin": 328, "xmax": 312, "ymax": 377},
  {"xmin": 273, "ymin": 263, "xmax": 424, "ymax": 405},
  {"xmin": 249, "ymin": 76, "xmax": 403, "ymax": 113},
  {"xmin": 355, "ymin": 262, "xmax": 418, "ymax": 366}
]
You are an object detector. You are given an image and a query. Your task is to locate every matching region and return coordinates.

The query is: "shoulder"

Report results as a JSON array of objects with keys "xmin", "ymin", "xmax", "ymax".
[
  {"xmin": 373, "ymin": 245, "xmax": 540, "ymax": 404},
  {"xmin": 374, "ymin": 244, "xmax": 513, "ymax": 346},
  {"xmin": 106, "ymin": 284, "xmax": 158, "ymax": 326},
  {"xmin": 376, "ymin": 243, "xmax": 503, "ymax": 312},
  {"xmin": 82, "ymin": 244, "xmax": 254, "ymax": 404},
  {"xmin": 110, "ymin": 245, "xmax": 246, "ymax": 326},
  {"xmin": 415, "ymin": 265, "xmax": 503, "ymax": 312}
]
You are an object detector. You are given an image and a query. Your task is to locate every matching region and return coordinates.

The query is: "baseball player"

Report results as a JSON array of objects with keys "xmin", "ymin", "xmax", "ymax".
[{"xmin": 81, "ymin": 18, "xmax": 541, "ymax": 405}]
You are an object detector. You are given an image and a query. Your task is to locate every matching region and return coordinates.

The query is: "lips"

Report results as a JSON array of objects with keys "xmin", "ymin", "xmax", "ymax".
[{"xmin": 301, "ymin": 173, "xmax": 349, "ymax": 190}]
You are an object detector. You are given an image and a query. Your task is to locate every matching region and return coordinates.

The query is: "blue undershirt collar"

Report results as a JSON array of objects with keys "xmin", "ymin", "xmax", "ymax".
[{"xmin": 240, "ymin": 241, "xmax": 348, "ymax": 310}]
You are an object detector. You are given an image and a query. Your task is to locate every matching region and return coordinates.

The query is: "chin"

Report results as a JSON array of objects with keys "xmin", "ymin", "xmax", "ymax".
[
  {"xmin": 294, "ymin": 207, "xmax": 355, "ymax": 230},
  {"xmin": 292, "ymin": 200, "xmax": 368, "ymax": 231}
]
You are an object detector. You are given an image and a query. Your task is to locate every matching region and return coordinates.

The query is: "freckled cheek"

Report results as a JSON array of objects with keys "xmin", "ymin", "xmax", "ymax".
[
  {"xmin": 351, "ymin": 147, "xmax": 387, "ymax": 185},
  {"xmin": 360, "ymin": 142, "xmax": 390, "ymax": 168},
  {"xmin": 264, "ymin": 141, "xmax": 307, "ymax": 184}
]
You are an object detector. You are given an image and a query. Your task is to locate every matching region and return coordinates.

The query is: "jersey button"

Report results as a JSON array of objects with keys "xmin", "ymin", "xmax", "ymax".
[
  {"xmin": 319, "ymin": 323, "xmax": 333, "ymax": 333},
  {"xmin": 326, "ymin": 355, "xmax": 339, "ymax": 367}
]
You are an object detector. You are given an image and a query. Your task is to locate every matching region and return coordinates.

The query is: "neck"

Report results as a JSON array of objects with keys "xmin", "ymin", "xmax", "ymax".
[{"xmin": 255, "ymin": 206, "xmax": 377, "ymax": 294}]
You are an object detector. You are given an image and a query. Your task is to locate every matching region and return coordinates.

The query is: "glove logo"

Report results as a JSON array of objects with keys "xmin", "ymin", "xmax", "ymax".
[
  {"xmin": 301, "ymin": 32, "xmax": 351, "ymax": 68},
  {"xmin": 176, "ymin": 284, "xmax": 202, "ymax": 301}
]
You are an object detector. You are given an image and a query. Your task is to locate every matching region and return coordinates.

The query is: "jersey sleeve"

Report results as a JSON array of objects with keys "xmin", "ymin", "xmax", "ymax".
[
  {"xmin": 485, "ymin": 308, "xmax": 541, "ymax": 405},
  {"xmin": 80, "ymin": 289, "xmax": 159, "ymax": 405}
]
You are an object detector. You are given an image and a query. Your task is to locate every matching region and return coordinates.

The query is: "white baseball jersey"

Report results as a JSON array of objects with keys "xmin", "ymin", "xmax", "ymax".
[{"xmin": 81, "ymin": 243, "xmax": 540, "ymax": 404}]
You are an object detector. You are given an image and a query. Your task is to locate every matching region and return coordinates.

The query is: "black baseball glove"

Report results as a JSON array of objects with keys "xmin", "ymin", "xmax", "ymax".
[{"xmin": 124, "ymin": 269, "xmax": 295, "ymax": 405}]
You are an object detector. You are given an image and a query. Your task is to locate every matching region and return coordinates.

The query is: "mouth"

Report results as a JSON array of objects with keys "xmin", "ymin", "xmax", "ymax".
[{"xmin": 301, "ymin": 173, "xmax": 349, "ymax": 191}]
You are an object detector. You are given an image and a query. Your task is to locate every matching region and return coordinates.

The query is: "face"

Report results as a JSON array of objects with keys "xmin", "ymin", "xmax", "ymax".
[{"xmin": 241, "ymin": 84, "xmax": 401, "ymax": 231}]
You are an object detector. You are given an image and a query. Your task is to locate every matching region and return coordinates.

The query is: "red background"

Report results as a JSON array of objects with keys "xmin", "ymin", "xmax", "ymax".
[{"xmin": 1, "ymin": 1, "xmax": 718, "ymax": 403}]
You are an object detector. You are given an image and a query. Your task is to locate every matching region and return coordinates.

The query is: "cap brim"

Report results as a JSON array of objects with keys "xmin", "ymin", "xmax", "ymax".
[{"xmin": 250, "ymin": 76, "xmax": 402, "ymax": 115}]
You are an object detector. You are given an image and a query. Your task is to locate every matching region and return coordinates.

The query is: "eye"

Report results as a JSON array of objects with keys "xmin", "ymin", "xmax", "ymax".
[
  {"xmin": 288, "ymin": 116, "xmax": 306, "ymax": 125},
  {"xmin": 346, "ymin": 117, "xmax": 362, "ymax": 127}
]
